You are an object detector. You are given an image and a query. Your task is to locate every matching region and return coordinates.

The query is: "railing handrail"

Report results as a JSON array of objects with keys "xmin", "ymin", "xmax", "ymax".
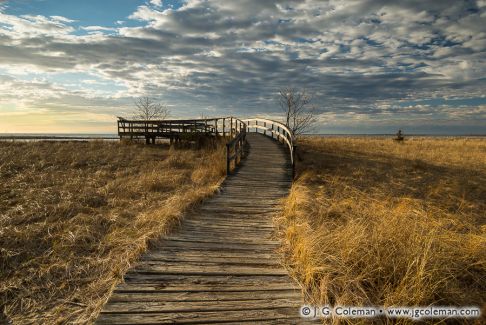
[
  {"xmin": 117, "ymin": 116, "xmax": 235, "ymax": 123},
  {"xmin": 243, "ymin": 118, "xmax": 293, "ymax": 139}
]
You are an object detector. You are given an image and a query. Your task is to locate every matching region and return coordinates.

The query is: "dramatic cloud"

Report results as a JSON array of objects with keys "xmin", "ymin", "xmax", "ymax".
[{"xmin": 0, "ymin": 0, "xmax": 485, "ymax": 133}]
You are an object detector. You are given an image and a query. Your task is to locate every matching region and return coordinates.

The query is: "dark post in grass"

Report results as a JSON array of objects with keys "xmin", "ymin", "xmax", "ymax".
[{"xmin": 395, "ymin": 129, "xmax": 404, "ymax": 142}]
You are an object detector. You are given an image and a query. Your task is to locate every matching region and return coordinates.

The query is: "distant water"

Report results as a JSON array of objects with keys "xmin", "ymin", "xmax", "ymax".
[
  {"xmin": 306, "ymin": 134, "xmax": 486, "ymax": 138},
  {"xmin": 0, "ymin": 133, "xmax": 119, "ymax": 141}
]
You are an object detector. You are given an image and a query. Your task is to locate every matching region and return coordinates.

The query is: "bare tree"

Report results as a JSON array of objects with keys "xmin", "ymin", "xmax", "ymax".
[
  {"xmin": 132, "ymin": 97, "xmax": 170, "ymax": 120},
  {"xmin": 279, "ymin": 87, "xmax": 317, "ymax": 136}
]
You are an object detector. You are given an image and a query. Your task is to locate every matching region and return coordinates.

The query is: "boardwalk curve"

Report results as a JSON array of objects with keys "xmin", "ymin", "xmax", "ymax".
[{"xmin": 96, "ymin": 133, "xmax": 305, "ymax": 324}]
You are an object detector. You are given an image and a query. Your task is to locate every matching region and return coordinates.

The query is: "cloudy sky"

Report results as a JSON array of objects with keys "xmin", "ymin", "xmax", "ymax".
[{"xmin": 0, "ymin": 0, "xmax": 485, "ymax": 134}]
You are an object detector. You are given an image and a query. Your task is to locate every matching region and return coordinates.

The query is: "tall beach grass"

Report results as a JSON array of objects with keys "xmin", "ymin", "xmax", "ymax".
[
  {"xmin": 0, "ymin": 140, "xmax": 226, "ymax": 323},
  {"xmin": 277, "ymin": 137, "xmax": 486, "ymax": 324}
]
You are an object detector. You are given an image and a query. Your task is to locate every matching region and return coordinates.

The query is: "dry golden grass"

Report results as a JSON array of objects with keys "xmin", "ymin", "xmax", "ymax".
[
  {"xmin": 277, "ymin": 137, "xmax": 486, "ymax": 324},
  {"xmin": 0, "ymin": 140, "xmax": 226, "ymax": 324}
]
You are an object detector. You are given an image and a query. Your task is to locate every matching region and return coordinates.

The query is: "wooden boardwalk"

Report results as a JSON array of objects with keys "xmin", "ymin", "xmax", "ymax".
[{"xmin": 96, "ymin": 133, "xmax": 306, "ymax": 324}]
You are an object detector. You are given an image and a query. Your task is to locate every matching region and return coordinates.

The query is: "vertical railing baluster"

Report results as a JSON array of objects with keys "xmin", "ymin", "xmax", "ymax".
[{"xmin": 230, "ymin": 117, "xmax": 233, "ymax": 137}]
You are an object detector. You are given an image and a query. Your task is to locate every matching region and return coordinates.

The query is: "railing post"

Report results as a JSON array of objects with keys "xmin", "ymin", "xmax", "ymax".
[
  {"xmin": 292, "ymin": 144, "xmax": 297, "ymax": 179},
  {"xmin": 226, "ymin": 143, "xmax": 231, "ymax": 175},
  {"xmin": 230, "ymin": 117, "xmax": 233, "ymax": 137},
  {"xmin": 235, "ymin": 141, "xmax": 239, "ymax": 166}
]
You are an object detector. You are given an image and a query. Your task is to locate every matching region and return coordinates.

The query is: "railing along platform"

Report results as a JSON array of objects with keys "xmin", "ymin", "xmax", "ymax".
[
  {"xmin": 117, "ymin": 116, "xmax": 247, "ymax": 175},
  {"xmin": 117, "ymin": 116, "xmax": 296, "ymax": 178}
]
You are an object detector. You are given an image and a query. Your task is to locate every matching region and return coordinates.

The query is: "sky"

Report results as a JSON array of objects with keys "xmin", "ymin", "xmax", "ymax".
[{"xmin": 0, "ymin": 0, "xmax": 485, "ymax": 134}]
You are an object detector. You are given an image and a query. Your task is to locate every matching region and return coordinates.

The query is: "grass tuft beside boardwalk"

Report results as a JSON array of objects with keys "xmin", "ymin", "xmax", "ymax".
[
  {"xmin": 277, "ymin": 137, "xmax": 486, "ymax": 322},
  {"xmin": 0, "ymin": 140, "xmax": 225, "ymax": 324}
]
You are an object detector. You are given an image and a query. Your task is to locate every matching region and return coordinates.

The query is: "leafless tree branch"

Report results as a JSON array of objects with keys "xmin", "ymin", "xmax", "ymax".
[
  {"xmin": 132, "ymin": 97, "xmax": 170, "ymax": 120},
  {"xmin": 279, "ymin": 87, "xmax": 317, "ymax": 136}
]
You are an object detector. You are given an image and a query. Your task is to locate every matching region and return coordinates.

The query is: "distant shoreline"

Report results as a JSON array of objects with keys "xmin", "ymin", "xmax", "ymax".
[
  {"xmin": 0, "ymin": 134, "xmax": 119, "ymax": 141},
  {"xmin": 307, "ymin": 134, "xmax": 486, "ymax": 137}
]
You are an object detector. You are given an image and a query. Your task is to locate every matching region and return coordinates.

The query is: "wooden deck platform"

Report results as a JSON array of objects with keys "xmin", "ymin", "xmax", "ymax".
[
  {"xmin": 96, "ymin": 133, "xmax": 308, "ymax": 324},
  {"xmin": 117, "ymin": 117, "xmax": 246, "ymax": 144}
]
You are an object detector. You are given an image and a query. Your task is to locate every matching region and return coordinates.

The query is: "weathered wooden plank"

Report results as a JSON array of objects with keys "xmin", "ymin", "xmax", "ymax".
[
  {"xmin": 187, "ymin": 210, "xmax": 278, "ymax": 218},
  {"xmin": 218, "ymin": 188, "xmax": 288, "ymax": 194},
  {"xmin": 223, "ymin": 178, "xmax": 289, "ymax": 183},
  {"xmin": 115, "ymin": 282, "xmax": 300, "ymax": 292},
  {"xmin": 235, "ymin": 168, "xmax": 290, "ymax": 174},
  {"xmin": 166, "ymin": 231, "xmax": 275, "ymax": 240},
  {"xmin": 142, "ymin": 250, "xmax": 277, "ymax": 258},
  {"xmin": 169, "ymin": 227, "xmax": 275, "ymax": 236},
  {"xmin": 198, "ymin": 207, "xmax": 281, "ymax": 214},
  {"xmin": 160, "ymin": 235, "xmax": 277, "ymax": 244},
  {"xmin": 101, "ymin": 298, "xmax": 301, "ymax": 313},
  {"xmin": 175, "ymin": 230, "xmax": 275, "ymax": 239},
  {"xmin": 200, "ymin": 204, "xmax": 281, "ymax": 210},
  {"xmin": 107, "ymin": 291, "xmax": 301, "ymax": 303},
  {"xmin": 217, "ymin": 185, "xmax": 290, "ymax": 190},
  {"xmin": 204, "ymin": 198, "xmax": 283, "ymax": 205},
  {"xmin": 96, "ymin": 308, "xmax": 300, "ymax": 324},
  {"xmin": 174, "ymin": 221, "xmax": 275, "ymax": 230},
  {"xmin": 210, "ymin": 320, "xmax": 310, "ymax": 325},
  {"xmin": 179, "ymin": 223, "xmax": 276, "ymax": 231},
  {"xmin": 186, "ymin": 211, "xmax": 277, "ymax": 218},
  {"xmin": 213, "ymin": 192, "xmax": 285, "ymax": 198},
  {"xmin": 154, "ymin": 238, "xmax": 280, "ymax": 247},
  {"xmin": 159, "ymin": 236, "xmax": 279, "ymax": 245},
  {"xmin": 184, "ymin": 217, "xmax": 277, "ymax": 224},
  {"xmin": 224, "ymin": 176, "xmax": 291, "ymax": 182},
  {"xmin": 218, "ymin": 185, "xmax": 288, "ymax": 191},
  {"xmin": 140, "ymin": 254, "xmax": 281, "ymax": 266},
  {"xmin": 135, "ymin": 256, "xmax": 283, "ymax": 265},
  {"xmin": 122, "ymin": 274, "xmax": 296, "ymax": 284},
  {"xmin": 145, "ymin": 246, "xmax": 279, "ymax": 255},
  {"xmin": 131, "ymin": 263, "xmax": 288, "ymax": 276},
  {"xmin": 180, "ymin": 219, "xmax": 276, "ymax": 226},
  {"xmin": 142, "ymin": 247, "xmax": 278, "ymax": 256},
  {"xmin": 234, "ymin": 164, "xmax": 290, "ymax": 168}
]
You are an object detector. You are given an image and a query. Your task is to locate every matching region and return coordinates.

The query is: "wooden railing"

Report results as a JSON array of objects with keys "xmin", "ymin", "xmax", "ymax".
[
  {"xmin": 117, "ymin": 117, "xmax": 295, "ymax": 177},
  {"xmin": 117, "ymin": 116, "xmax": 247, "ymax": 174},
  {"xmin": 118, "ymin": 116, "xmax": 241, "ymax": 140},
  {"xmin": 225, "ymin": 118, "xmax": 247, "ymax": 175},
  {"xmin": 243, "ymin": 118, "xmax": 296, "ymax": 177}
]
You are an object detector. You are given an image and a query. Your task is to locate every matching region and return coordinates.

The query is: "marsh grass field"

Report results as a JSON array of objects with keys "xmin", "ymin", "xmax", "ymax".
[
  {"xmin": 0, "ymin": 140, "xmax": 226, "ymax": 323},
  {"xmin": 279, "ymin": 137, "xmax": 486, "ymax": 323},
  {"xmin": 0, "ymin": 136, "xmax": 485, "ymax": 324}
]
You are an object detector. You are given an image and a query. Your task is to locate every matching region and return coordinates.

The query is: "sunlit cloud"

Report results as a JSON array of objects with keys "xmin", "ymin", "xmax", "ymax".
[{"xmin": 0, "ymin": 0, "xmax": 484, "ymax": 133}]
